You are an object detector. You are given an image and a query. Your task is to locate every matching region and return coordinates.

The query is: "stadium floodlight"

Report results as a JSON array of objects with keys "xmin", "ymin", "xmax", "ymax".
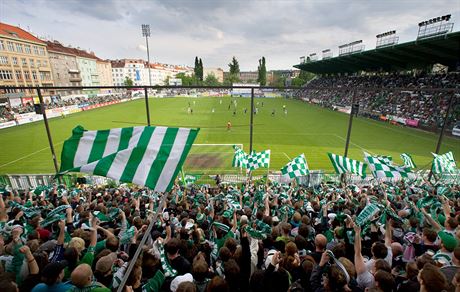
[
  {"xmin": 141, "ymin": 24, "xmax": 152, "ymax": 86},
  {"xmin": 376, "ymin": 30, "xmax": 399, "ymax": 48},
  {"xmin": 417, "ymin": 14, "xmax": 453, "ymax": 39},
  {"xmin": 322, "ymin": 49, "xmax": 332, "ymax": 60}
]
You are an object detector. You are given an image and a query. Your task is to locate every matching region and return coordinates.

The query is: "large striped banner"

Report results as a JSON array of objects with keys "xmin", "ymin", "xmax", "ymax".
[
  {"xmin": 59, "ymin": 125, "xmax": 199, "ymax": 192},
  {"xmin": 327, "ymin": 152, "xmax": 367, "ymax": 178}
]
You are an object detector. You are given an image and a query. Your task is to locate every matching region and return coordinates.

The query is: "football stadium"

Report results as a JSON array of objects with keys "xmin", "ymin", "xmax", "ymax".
[{"xmin": 0, "ymin": 3, "xmax": 460, "ymax": 292}]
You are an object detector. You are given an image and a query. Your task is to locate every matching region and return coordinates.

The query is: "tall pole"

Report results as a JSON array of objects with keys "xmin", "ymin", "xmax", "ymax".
[
  {"xmin": 144, "ymin": 87, "xmax": 151, "ymax": 126},
  {"xmin": 344, "ymin": 90, "xmax": 356, "ymax": 157},
  {"xmin": 249, "ymin": 88, "xmax": 255, "ymax": 153},
  {"xmin": 145, "ymin": 36, "xmax": 152, "ymax": 86},
  {"xmin": 429, "ymin": 92, "xmax": 455, "ymax": 180},
  {"xmin": 342, "ymin": 90, "xmax": 356, "ymax": 184},
  {"xmin": 37, "ymin": 88, "xmax": 60, "ymax": 174}
]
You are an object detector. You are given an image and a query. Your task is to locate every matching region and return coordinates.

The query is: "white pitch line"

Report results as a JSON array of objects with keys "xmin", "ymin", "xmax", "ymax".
[
  {"xmin": 333, "ymin": 134, "xmax": 376, "ymax": 155},
  {"xmin": 283, "ymin": 152, "xmax": 292, "ymax": 160},
  {"xmin": 0, "ymin": 141, "xmax": 64, "ymax": 169}
]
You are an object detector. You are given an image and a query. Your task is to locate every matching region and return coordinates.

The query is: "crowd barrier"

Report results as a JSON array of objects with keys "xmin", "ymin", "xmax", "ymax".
[{"xmin": 1, "ymin": 170, "xmax": 457, "ymax": 191}]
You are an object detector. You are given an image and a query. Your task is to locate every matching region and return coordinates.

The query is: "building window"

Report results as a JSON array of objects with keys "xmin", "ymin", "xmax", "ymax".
[
  {"xmin": 32, "ymin": 71, "xmax": 38, "ymax": 80},
  {"xmin": 36, "ymin": 60, "xmax": 41, "ymax": 67},
  {"xmin": 29, "ymin": 59, "xmax": 35, "ymax": 67},
  {"xmin": 33, "ymin": 46, "xmax": 39, "ymax": 55},
  {"xmin": 12, "ymin": 57, "xmax": 18, "ymax": 65},
  {"xmin": 21, "ymin": 58, "xmax": 27, "ymax": 66},
  {"xmin": 15, "ymin": 43, "xmax": 23, "ymax": 53},
  {"xmin": 24, "ymin": 71, "xmax": 30, "ymax": 80},
  {"xmin": 43, "ymin": 60, "xmax": 47, "ymax": 67},
  {"xmin": 24, "ymin": 45, "xmax": 31, "ymax": 54},
  {"xmin": 0, "ymin": 41, "xmax": 4, "ymax": 50},
  {"xmin": 15, "ymin": 71, "xmax": 22, "ymax": 80},
  {"xmin": 0, "ymin": 56, "xmax": 8, "ymax": 64},
  {"xmin": 0, "ymin": 70, "xmax": 13, "ymax": 80},
  {"xmin": 39, "ymin": 47, "xmax": 45, "ymax": 56},
  {"xmin": 7, "ymin": 41, "xmax": 14, "ymax": 51}
]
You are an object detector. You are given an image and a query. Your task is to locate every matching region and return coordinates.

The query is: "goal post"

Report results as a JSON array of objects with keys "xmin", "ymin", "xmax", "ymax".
[{"xmin": 183, "ymin": 143, "xmax": 243, "ymax": 174}]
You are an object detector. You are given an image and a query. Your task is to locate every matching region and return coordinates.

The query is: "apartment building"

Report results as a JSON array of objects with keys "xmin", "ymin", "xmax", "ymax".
[{"xmin": 0, "ymin": 22, "xmax": 54, "ymax": 105}]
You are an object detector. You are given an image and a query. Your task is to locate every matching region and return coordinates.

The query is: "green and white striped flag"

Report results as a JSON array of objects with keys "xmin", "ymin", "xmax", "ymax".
[
  {"xmin": 432, "ymin": 152, "xmax": 457, "ymax": 174},
  {"xmin": 364, "ymin": 152, "xmax": 414, "ymax": 179},
  {"xmin": 59, "ymin": 125, "xmax": 199, "ymax": 192},
  {"xmin": 232, "ymin": 145, "xmax": 248, "ymax": 168},
  {"xmin": 400, "ymin": 153, "xmax": 416, "ymax": 168},
  {"xmin": 247, "ymin": 150, "xmax": 270, "ymax": 171},
  {"xmin": 280, "ymin": 153, "xmax": 309, "ymax": 178},
  {"xmin": 327, "ymin": 152, "xmax": 367, "ymax": 177}
]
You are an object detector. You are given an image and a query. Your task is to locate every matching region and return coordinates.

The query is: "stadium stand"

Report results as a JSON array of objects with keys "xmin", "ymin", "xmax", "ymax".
[
  {"xmin": 296, "ymin": 72, "xmax": 460, "ymax": 129},
  {"xmin": 294, "ymin": 31, "xmax": 460, "ymax": 133}
]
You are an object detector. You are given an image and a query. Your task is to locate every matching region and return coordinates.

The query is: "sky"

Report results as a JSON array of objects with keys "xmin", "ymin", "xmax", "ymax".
[{"xmin": 1, "ymin": 0, "xmax": 459, "ymax": 71}]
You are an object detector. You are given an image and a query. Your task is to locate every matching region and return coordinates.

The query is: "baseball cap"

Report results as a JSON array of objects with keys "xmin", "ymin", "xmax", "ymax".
[
  {"xmin": 95, "ymin": 252, "xmax": 117, "ymax": 274},
  {"xmin": 439, "ymin": 231, "xmax": 458, "ymax": 252}
]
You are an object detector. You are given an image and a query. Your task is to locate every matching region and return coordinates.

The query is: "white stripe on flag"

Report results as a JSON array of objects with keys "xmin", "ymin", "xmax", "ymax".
[
  {"xmin": 80, "ymin": 160, "xmax": 99, "ymax": 174},
  {"xmin": 155, "ymin": 128, "xmax": 190, "ymax": 192},
  {"xmin": 131, "ymin": 127, "xmax": 167, "ymax": 186},
  {"xmin": 128, "ymin": 126, "xmax": 145, "ymax": 148},
  {"xmin": 106, "ymin": 148, "xmax": 135, "ymax": 181},
  {"xmin": 102, "ymin": 128, "xmax": 122, "ymax": 157},
  {"xmin": 73, "ymin": 131, "xmax": 97, "ymax": 167}
]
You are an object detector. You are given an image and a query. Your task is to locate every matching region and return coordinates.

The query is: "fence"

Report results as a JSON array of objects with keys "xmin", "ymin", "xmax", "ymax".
[{"xmin": 2, "ymin": 170, "xmax": 458, "ymax": 191}]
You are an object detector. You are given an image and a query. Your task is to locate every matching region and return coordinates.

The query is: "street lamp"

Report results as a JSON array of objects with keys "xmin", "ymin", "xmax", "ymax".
[{"xmin": 141, "ymin": 24, "xmax": 152, "ymax": 86}]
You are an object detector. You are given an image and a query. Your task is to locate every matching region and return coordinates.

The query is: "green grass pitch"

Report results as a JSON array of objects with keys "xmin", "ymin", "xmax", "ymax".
[{"xmin": 0, "ymin": 96, "xmax": 458, "ymax": 175}]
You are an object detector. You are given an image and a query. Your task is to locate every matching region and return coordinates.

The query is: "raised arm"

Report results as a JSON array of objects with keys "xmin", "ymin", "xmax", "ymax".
[
  {"xmin": 421, "ymin": 208, "xmax": 442, "ymax": 232},
  {"xmin": 353, "ymin": 224, "xmax": 366, "ymax": 275},
  {"xmin": 19, "ymin": 245, "xmax": 39, "ymax": 275}
]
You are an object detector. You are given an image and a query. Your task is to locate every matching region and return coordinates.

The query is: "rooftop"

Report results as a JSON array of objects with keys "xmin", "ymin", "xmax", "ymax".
[{"xmin": 0, "ymin": 22, "xmax": 44, "ymax": 44}]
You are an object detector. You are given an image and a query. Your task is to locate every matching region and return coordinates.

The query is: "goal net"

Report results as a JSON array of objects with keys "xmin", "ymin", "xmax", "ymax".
[{"xmin": 183, "ymin": 143, "xmax": 243, "ymax": 174}]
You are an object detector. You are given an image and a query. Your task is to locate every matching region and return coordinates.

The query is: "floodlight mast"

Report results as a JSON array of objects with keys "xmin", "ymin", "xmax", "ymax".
[{"xmin": 141, "ymin": 24, "xmax": 152, "ymax": 86}]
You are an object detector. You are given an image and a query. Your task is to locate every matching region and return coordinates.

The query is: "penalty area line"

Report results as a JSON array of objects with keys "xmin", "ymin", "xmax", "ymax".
[{"xmin": 283, "ymin": 152, "xmax": 291, "ymax": 160}]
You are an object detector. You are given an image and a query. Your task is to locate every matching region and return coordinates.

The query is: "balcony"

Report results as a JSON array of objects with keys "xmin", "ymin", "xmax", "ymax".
[
  {"xmin": 68, "ymin": 68, "xmax": 80, "ymax": 74},
  {"xmin": 38, "ymin": 66, "xmax": 51, "ymax": 71}
]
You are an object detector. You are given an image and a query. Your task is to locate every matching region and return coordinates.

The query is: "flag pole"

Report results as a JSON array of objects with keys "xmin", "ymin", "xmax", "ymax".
[
  {"xmin": 37, "ymin": 88, "xmax": 61, "ymax": 183},
  {"xmin": 428, "ymin": 92, "xmax": 455, "ymax": 181},
  {"xmin": 342, "ymin": 90, "xmax": 356, "ymax": 184}
]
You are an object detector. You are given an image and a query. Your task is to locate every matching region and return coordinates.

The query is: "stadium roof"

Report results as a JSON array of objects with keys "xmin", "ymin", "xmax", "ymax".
[{"xmin": 294, "ymin": 31, "xmax": 460, "ymax": 74}]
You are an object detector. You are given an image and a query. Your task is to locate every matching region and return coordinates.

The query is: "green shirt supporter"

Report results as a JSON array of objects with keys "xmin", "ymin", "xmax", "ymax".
[
  {"xmin": 94, "ymin": 240, "xmax": 106, "ymax": 255},
  {"xmin": 216, "ymin": 230, "xmax": 234, "ymax": 251}
]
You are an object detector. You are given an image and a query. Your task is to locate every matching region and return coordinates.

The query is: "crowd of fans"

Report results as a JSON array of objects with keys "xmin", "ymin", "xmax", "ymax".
[
  {"xmin": 0, "ymin": 93, "xmax": 129, "ymax": 123},
  {"xmin": 0, "ymin": 177, "xmax": 459, "ymax": 292},
  {"xmin": 298, "ymin": 72, "xmax": 460, "ymax": 128}
]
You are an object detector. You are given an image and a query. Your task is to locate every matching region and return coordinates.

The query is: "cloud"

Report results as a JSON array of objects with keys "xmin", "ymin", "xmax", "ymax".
[
  {"xmin": 2, "ymin": 0, "xmax": 459, "ymax": 70},
  {"xmin": 137, "ymin": 44, "xmax": 147, "ymax": 52}
]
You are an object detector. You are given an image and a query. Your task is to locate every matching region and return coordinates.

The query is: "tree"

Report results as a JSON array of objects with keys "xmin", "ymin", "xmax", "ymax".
[
  {"xmin": 194, "ymin": 56, "xmax": 199, "ymax": 77},
  {"xmin": 291, "ymin": 70, "xmax": 316, "ymax": 87},
  {"xmin": 198, "ymin": 58, "xmax": 204, "ymax": 81},
  {"xmin": 124, "ymin": 77, "xmax": 133, "ymax": 87},
  {"xmin": 203, "ymin": 73, "xmax": 220, "ymax": 86},
  {"xmin": 176, "ymin": 73, "xmax": 198, "ymax": 86},
  {"xmin": 225, "ymin": 56, "xmax": 241, "ymax": 85},
  {"xmin": 257, "ymin": 56, "xmax": 267, "ymax": 86}
]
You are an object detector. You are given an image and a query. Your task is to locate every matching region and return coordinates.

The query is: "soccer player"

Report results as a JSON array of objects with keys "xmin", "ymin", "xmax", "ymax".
[{"xmin": 227, "ymin": 121, "xmax": 232, "ymax": 131}]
